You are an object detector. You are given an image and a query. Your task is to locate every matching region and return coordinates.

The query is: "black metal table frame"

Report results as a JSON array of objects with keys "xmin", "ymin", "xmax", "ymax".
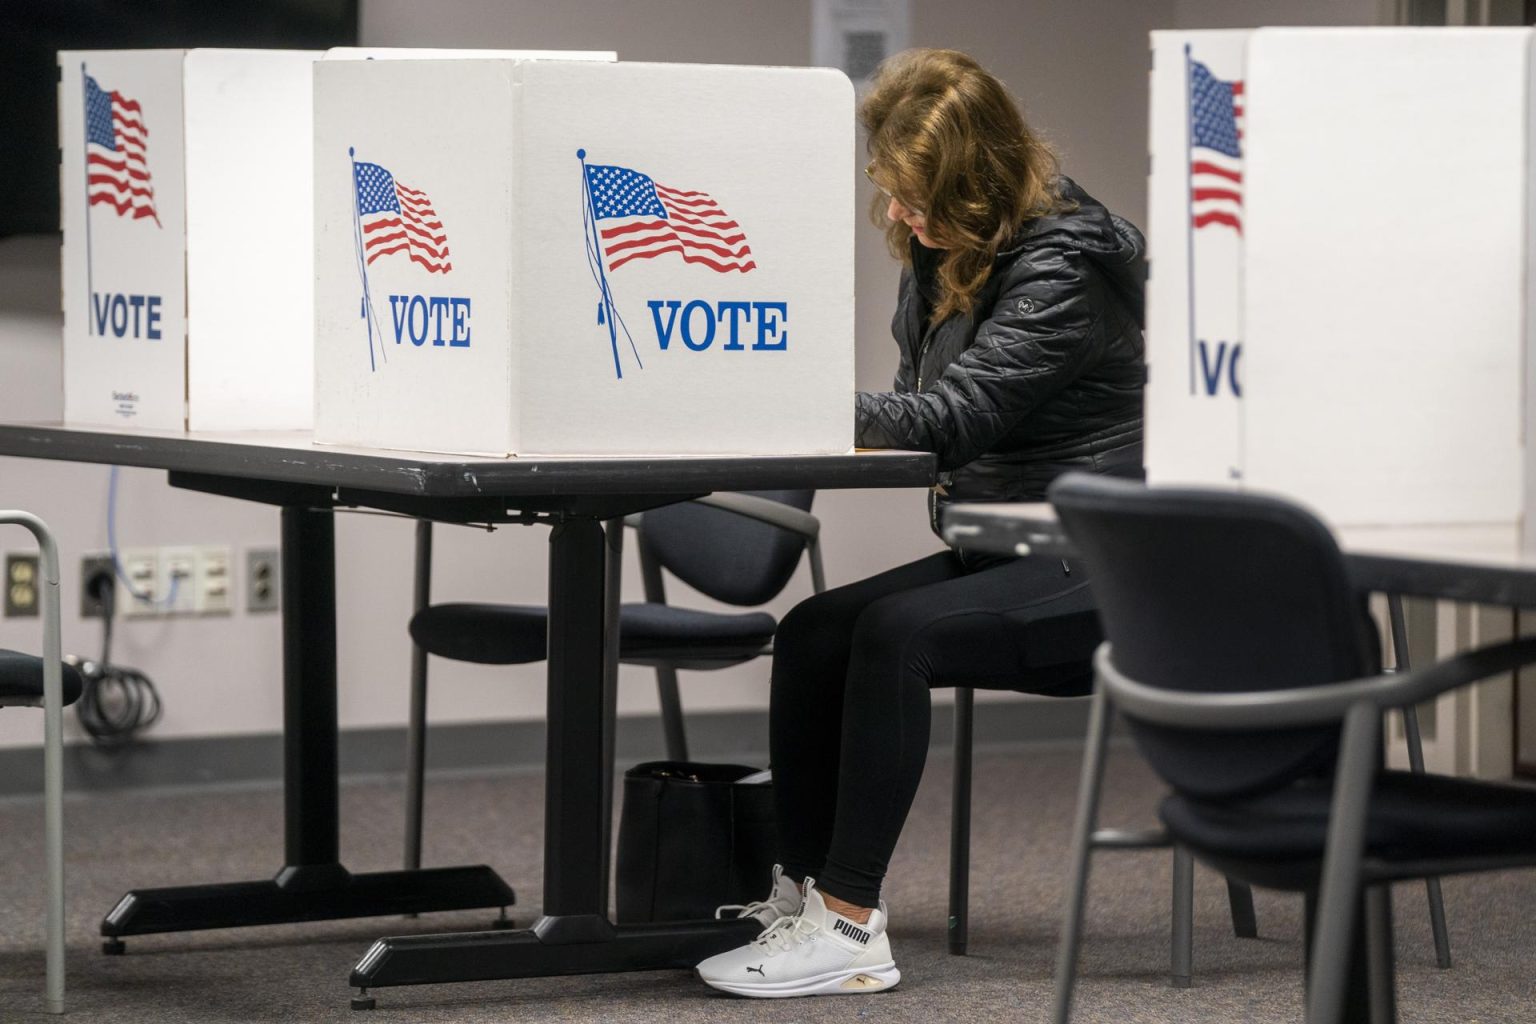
[{"xmin": 0, "ymin": 425, "xmax": 933, "ymax": 1007}]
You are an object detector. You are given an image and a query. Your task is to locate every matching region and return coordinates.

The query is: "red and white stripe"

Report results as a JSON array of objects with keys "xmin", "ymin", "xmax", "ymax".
[
  {"xmin": 600, "ymin": 183, "xmax": 756, "ymax": 274},
  {"xmin": 1191, "ymin": 81, "xmax": 1244, "ymax": 234},
  {"xmin": 87, "ymin": 91, "xmax": 159, "ymax": 224},
  {"xmin": 362, "ymin": 181, "xmax": 452, "ymax": 274}
]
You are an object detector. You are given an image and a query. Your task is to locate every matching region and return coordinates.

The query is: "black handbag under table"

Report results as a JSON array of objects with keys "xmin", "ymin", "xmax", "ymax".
[{"xmin": 616, "ymin": 761, "xmax": 776, "ymax": 924}]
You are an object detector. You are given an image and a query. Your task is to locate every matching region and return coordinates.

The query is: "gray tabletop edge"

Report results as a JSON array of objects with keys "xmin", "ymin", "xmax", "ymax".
[{"xmin": 0, "ymin": 424, "xmax": 938, "ymax": 498}]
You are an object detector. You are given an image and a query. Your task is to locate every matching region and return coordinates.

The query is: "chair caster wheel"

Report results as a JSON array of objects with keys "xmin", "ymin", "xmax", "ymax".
[
  {"xmin": 102, "ymin": 938, "xmax": 126, "ymax": 956},
  {"xmin": 351, "ymin": 991, "xmax": 376, "ymax": 1011},
  {"xmin": 492, "ymin": 909, "xmax": 514, "ymax": 930}
]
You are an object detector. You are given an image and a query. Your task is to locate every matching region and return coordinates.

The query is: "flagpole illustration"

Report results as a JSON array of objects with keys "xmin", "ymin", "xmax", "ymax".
[
  {"xmin": 1184, "ymin": 44, "xmax": 1198, "ymax": 397},
  {"xmin": 82, "ymin": 63, "xmax": 95, "ymax": 336},
  {"xmin": 349, "ymin": 147, "xmax": 384, "ymax": 371},
  {"xmin": 578, "ymin": 149, "xmax": 626, "ymax": 380}
]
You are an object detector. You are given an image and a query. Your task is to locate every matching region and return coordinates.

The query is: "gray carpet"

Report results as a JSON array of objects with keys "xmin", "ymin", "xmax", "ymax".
[{"xmin": 0, "ymin": 744, "xmax": 1532, "ymax": 1022}]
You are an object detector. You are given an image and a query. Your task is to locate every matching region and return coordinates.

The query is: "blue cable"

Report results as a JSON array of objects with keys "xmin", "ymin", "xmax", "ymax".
[{"xmin": 107, "ymin": 465, "xmax": 181, "ymax": 607}]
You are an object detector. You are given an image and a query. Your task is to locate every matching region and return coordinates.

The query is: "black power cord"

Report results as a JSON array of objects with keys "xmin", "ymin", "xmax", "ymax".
[{"xmin": 67, "ymin": 569, "xmax": 163, "ymax": 748}]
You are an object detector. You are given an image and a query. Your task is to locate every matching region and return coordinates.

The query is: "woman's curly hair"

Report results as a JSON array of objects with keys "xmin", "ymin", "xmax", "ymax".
[{"xmin": 860, "ymin": 49, "xmax": 1069, "ymax": 321}]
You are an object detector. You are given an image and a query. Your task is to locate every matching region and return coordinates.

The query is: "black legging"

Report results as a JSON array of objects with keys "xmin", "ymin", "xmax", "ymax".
[{"xmin": 769, "ymin": 549, "xmax": 1101, "ymax": 907}]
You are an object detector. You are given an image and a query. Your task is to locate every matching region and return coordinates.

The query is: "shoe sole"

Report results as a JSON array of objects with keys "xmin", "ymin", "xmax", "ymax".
[{"xmin": 700, "ymin": 963, "xmax": 900, "ymax": 998}]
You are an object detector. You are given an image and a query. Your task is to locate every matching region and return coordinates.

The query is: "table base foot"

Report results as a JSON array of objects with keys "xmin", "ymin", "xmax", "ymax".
[
  {"xmin": 101, "ymin": 864, "xmax": 515, "ymax": 941},
  {"xmin": 349, "ymin": 915, "xmax": 762, "ymax": 993}
]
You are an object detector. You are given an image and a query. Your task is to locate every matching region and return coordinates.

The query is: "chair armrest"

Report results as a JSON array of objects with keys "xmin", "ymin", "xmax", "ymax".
[
  {"xmin": 691, "ymin": 492, "xmax": 821, "ymax": 541},
  {"xmin": 622, "ymin": 494, "xmax": 820, "ymax": 540},
  {"xmin": 625, "ymin": 493, "xmax": 827, "ymax": 595},
  {"xmin": 1098, "ymin": 634, "xmax": 1536, "ymax": 730},
  {"xmin": 0, "ymin": 511, "xmax": 60, "ymax": 587},
  {"xmin": 0, "ymin": 513, "xmax": 65, "ymax": 715}
]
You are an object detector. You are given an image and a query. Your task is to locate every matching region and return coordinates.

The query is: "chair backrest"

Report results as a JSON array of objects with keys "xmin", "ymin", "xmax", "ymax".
[
  {"xmin": 638, "ymin": 490, "xmax": 814, "ymax": 607},
  {"xmin": 1048, "ymin": 473, "xmax": 1379, "ymax": 800}
]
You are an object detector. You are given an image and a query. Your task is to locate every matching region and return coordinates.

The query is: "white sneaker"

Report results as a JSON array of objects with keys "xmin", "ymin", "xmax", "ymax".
[
  {"xmin": 714, "ymin": 864, "xmax": 803, "ymax": 931},
  {"xmin": 697, "ymin": 879, "xmax": 900, "ymax": 998}
]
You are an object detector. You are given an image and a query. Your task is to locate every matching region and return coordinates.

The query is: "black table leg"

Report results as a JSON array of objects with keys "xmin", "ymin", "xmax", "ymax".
[
  {"xmin": 348, "ymin": 514, "xmax": 758, "ymax": 1006},
  {"xmin": 102, "ymin": 506, "xmax": 514, "ymax": 950}
]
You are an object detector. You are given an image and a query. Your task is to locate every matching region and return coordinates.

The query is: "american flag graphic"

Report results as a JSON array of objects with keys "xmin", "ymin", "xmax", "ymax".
[
  {"xmin": 1189, "ymin": 59, "xmax": 1244, "ymax": 234},
  {"xmin": 353, "ymin": 161, "xmax": 452, "ymax": 273},
  {"xmin": 85, "ymin": 73, "xmax": 159, "ymax": 224},
  {"xmin": 584, "ymin": 164, "xmax": 755, "ymax": 274}
]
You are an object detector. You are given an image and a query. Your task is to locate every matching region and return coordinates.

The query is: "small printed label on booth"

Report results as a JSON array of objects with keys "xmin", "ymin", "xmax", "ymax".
[{"xmin": 112, "ymin": 390, "xmax": 140, "ymax": 419}]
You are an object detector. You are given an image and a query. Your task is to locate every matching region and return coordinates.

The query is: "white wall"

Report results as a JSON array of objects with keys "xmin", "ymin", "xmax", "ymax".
[
  {"xmin": 0, "ymin": 1, "xmax": 1381, "ymax": 752},
  {"xmin": 1172, "ymin": 0, "xmax": 1381, "ymax": 28}
]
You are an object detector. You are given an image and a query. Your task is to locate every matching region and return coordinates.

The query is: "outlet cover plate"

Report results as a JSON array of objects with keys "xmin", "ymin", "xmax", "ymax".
[
  {"xmin": 80, "ymin": 554, "xmax": 116, "ymax": 618},
  {"xmin": 118, "ymin": 548, "xmax": 159, "ymax": 618},
  {"xmin": 5, "ymin": 554, "xmax": 40, "ymax": 617},
  {"xmin": 246, "ymin": 548, "xmax": 279, "ymax": 613}
]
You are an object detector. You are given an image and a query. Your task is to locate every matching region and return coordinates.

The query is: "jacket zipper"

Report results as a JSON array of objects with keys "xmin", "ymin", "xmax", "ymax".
[
  {"xmin": 915, "ymin": 321, "xmax": 940, "ymax": 392},
  {"xmin": 919, "ymin": 320, "xmax": 944, "ymax": 537},
  {"xmin": 917, "ymin": 312, "xmax": 948, "ymax": 539}
]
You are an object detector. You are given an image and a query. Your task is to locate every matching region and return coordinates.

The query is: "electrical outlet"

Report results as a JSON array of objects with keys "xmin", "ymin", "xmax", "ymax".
[
  {"xmin": 246, "ymin": 548, "xmax": 279, "ymax": 612},
  {"xmin": 5, "ymin": 554, "xmax": 40, "ymax": 617},
  {"xmin": 197, "ymin": 546, "xmax": 233, "ymax": 615},
  {"xmin": 80, "ymin": 554, "xmax": 116, "ymax": 618},
  {"xmin": 119, "ymin": 548, "xmax": 159, "ymax": 618}
]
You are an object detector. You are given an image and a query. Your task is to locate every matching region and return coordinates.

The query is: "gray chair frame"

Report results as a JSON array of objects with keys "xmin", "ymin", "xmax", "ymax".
[
  {"xmin": 953, "ymin": 595, "xmax": 1448, "ymax": 982},
  {"xmin": 403, "ymin": 492, "xmax": 825, "ymax": 871},
  {"xmin": 949, "ymin": 687, "xmax": 1257, "ymax": 982},
  {"xmin": 0, "ymin": 511, "xmax": 68, "ymax": 1014},
  {"xmin": 1055, "ymin": 638, "xmax": 1536, "ymax": 1024}
]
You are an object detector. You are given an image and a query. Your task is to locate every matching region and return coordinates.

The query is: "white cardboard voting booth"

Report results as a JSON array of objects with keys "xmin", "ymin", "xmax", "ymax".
[
  {"xmin": 312, "ymin": 59, "xmax": 856, "ymax": 457},
  {"xmin": 1147, "ymin": 28, "xmax": 1536, "ymax": 532},
  {"xmin": 1242, "ymin": 28, "xmax": 1536, "ymax": 528},
  {"xmin": 59, "ymin": 49, "xmax": 319, "ymax": 431},
  {"xmin": 1144, "ymin": 30, "xmax": 1250, "ymax": 488}
]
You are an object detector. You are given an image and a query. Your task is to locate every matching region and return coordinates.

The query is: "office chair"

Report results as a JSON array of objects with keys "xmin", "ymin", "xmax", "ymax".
[
  {"xmin": 1, "ymin": 511, "xmax": 85, "ymax": 1015},
  {"xmin": 1049, "ymin": 473, "xmax": 1536, "ymax": 1024},
  {"xmin": 401, "ymin": 490, "xmax": 823, "ymax": 871}
]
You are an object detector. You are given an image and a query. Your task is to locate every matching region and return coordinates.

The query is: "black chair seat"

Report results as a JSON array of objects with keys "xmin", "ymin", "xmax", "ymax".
[
  {"xmin": 1162, "ymin": 770, "xmax": 1536, "ymax": 889},
  {"xmin": 0, "ymin": 650, "xmax": 84, "ymax": 706},
  {"xmin": 410, "ymin": 603, "xmax": 777, "ymax": 667},
  {"xmin": 617, "ymin": 602, "xmax": 777, "ymax": 662}
]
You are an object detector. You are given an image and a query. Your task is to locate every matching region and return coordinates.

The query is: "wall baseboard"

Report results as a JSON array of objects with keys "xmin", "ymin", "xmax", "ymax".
[{"xmin": 0, "ymin": 698, "xmax": 1098, "ymax": 798}]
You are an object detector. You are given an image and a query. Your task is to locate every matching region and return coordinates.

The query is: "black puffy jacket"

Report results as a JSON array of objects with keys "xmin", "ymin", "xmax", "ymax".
[{"xmin": 855, "ymin": 176, "xmax": 1145, "ymax": 535}]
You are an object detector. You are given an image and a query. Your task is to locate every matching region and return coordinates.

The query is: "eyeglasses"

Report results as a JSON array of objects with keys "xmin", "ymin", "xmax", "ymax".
[{"xmin": 864, "ymin": 163, "xmax": 924, "ymax": 217}]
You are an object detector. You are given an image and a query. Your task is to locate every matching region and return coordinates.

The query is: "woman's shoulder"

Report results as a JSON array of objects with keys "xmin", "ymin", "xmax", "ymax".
[
  {"xmin": 1004, "ymin": 177, "xmax": 1144, "ymax": 264},
  {"xmin": 989, "ymin": 178, "xmax": 1145, "ymax": 309}
]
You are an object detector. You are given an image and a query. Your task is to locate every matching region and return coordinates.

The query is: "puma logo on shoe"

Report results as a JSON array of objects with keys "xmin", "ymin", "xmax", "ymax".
[
  {"xmin": 746, "ymin": 965, "xmax": 765, "ymax": 976},
  {"xmin": 833, "ymin": 918, "xmax": 872, "ymax": 945},
  {"xmin": 841, "ymin": 973, "xmax": 886, "ymax": 990}
]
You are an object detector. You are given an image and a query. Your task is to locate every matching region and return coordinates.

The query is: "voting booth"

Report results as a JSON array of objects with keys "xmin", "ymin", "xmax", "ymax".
[
  {"xmin": 1242, "ymin": 28, "xmax": 1536, "ymax": 528},
  {"xmin": 59, "ymin": 49, "xmax": 319, "ymax": 431},
  {"xmin": 312, "ymin": 59, "xmax": 856, "ymax": 457},
  {"xmin": 1146, "ymin": 28, "xmax": 1536, "ymax": 531}
]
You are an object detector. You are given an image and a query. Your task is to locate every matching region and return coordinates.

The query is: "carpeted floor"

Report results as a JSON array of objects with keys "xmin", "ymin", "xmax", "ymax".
[{"xmin": 0, "ymin": 744, "xmax": 1532, "ymax": 1023}]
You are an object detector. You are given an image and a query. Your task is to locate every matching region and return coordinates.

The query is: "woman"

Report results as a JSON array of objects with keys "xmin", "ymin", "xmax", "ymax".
[{"xmin": 697, "ymin": 48, "xmax": 1144, "ymax": 998}]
